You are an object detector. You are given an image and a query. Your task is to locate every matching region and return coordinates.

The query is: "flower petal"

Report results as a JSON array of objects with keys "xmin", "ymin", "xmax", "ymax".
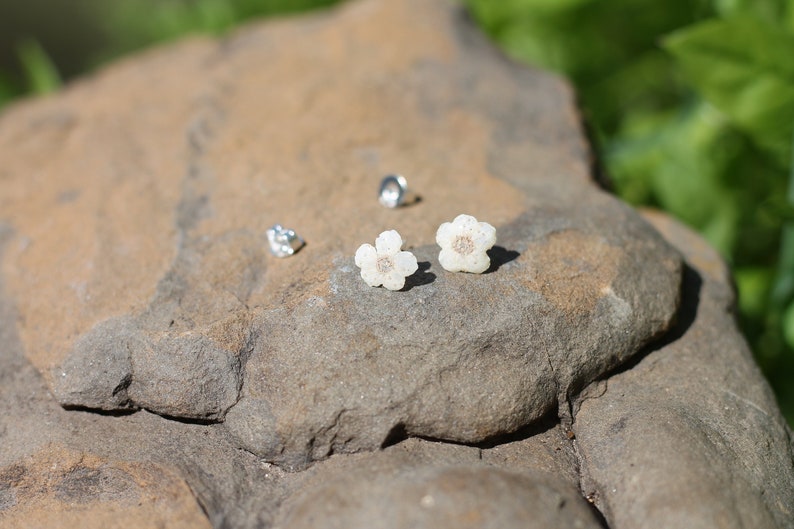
[
  {"xmin": 438, "ymin": 248, "xmax": 463, "ymax": 273},
  {"xmin": 375, "ymin": 230, "xmax": 403, "ymax": 255},
  {"xmin": 382, "ymin": 271, "xmax": 407, "ymax": 291},
  {"xmin": 393, "ymin": 251, "xmax": 419, "ymax": 275},
  {"xmin": 435, "ymin": 221, "xmax": 457, "ymax": 248},
  {"xmin": 474, "ymin": 222, "xmax": 497, "ymax": 250},
  {"xmin": 452, "ymin": 214, "xmax": 479, "ymax": 232},
  {"xmin": 355, "ymin": 244, "xmax": 377, "ymax": 269},
  {"xmin": 360, "ymin": 267, "xmax": 384, "ymax": 287},
  {"xmin": 460, "ymin": 251, "xmax": 491, "ymax": 274},
  {"xmin": 439, "ymin": 247, "xmax": 491, "ymax": 274}
]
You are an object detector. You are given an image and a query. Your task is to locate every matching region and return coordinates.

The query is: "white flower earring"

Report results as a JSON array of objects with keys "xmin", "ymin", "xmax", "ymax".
[
  {"xmin": 436, "ymin": 214, "xmax": 497, "ymax": 273},
  {"xmin": 355, "ymin": 230, "xmax": 419, "ymax": 291}
]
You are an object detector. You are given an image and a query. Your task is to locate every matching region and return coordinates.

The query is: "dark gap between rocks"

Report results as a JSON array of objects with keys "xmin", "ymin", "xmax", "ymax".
[
  {"xmin": 585, "ymin": 497, "xmax": 611, "ymax": 529},
  {"xmin": 470, "ymin": 412, "xmax": 560, "ymax": 449},
  {"xmin": 381, "ymin": 411, "xmax": 562, "ymax": 452},
  {"xmin": 150, "ymin": 411, "xmax": 223, "ymax": 426},
  {"xmin": 60, "ymin": 405, "xmax": 139, "ymax": 417},
  {"xmin": 380, "ymin": 423, "xmax": 409, "ymax": 449}
]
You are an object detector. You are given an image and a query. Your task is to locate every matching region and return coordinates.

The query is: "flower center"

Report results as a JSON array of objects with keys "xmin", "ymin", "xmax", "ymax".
[
  {"xmin": 376, "ymin": 256, "xmax": 394, "ymax": 273},
  {"xmin": 452, "ymin": 235, "xmax": 475, "ymax": 255}
]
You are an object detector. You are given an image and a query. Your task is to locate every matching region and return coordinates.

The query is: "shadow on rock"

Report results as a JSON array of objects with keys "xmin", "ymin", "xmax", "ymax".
[
  {"xmin": 472, "ymin": 413, "xmax": 560, "ymax": 449},
  {"xmin": 380, "ymin": 414, "xmax": 562, "ymax": 451},
  {"xmin": 402, "ymin": 261, "xmax": 436, "ymax": 291},
  {"xmin": 485, "ymin": 246, "xmax": 520, "ymax": 274}
]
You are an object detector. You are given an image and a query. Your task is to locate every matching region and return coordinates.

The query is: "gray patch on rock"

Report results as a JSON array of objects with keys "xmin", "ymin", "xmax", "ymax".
[
  {"xmin": 223, "ymin": 397, "xmax": 282, "ymax": 459},
  {"xmin": 128, "ymin": 323, "xmax": 248, "ymax": 420},
  {"xmin": 47, "ymin": 57, "xmax": 261, "ymax": 421},
  {"xmin": 57, "ymin": 189, "xmax": 81, "ymax": 204},
  {"xmin": 54, "ymin": 465, "xmax": 140, "ymax": 504},
  {"xmin": 0, "ymin": 463, "xmax": 25, "ymax": 512},
  {"xmin": 52, "ymin": 317, "xmax": 137, "ymax": 411},
  {"xmin": 0, "ymin": 486, "xmax": 17, "ymax": 512}
]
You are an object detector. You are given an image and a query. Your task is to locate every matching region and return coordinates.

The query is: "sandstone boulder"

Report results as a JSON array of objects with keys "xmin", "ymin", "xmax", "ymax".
[
  {"xmin": 572, "ymin": 211, "xmax": 794, "ymax": 529},
  {"xmin": 0, "ymin": 0, "xmax": 680, "ymax": 470},
  {"xmin": 0, "ymin": 0, "xmax": 791, "ymax": 527}
]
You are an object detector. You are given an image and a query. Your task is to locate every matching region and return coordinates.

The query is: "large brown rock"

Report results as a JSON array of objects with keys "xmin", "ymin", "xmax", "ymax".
[
  {"xmin": 0, "ymin": 0, "xmax": 680, "ymax": 470},
  {"xmin": 0, "ymin": 0, "xmax": 791, "ymax": 528},
  {"xmin": 572, "ymin": 210, "xmax": 794, "ymax": 529}
]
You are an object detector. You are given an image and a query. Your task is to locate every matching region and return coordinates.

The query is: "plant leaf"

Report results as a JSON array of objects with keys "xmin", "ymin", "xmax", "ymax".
[
  {"xmin": 16, "ymin": 39, "xmax": 61, "ymax": 95},
  {"xmin": 713, "ymin": 0, "xmax": 791, "ymax": 25},
  {"xmin": 664, "ymin": 18, "xmax": 794, "ymax": 166},
  {"xmin": 783, "ymin": 301, "xmax": 794, "ymax": 348}
]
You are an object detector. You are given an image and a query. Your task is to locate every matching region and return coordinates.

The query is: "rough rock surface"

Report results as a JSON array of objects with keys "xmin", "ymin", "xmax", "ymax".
[
  {"xmin": 273, "ymin": 447, "xmax": 602, "ymax": 529},
  {"xmin": 572, "ymin": 211, "xmax": 794, "ymax": 529},
  {"xmin": 0, "ymin": 0, "xmax": 681, "ymax": 469},
  {"xmin": 0, "ymin": 446, "xmax": 211, "ymax": 529},
  {"xmin": 0, "ymin": 0, "xmax": 792, "ymax": 528}
]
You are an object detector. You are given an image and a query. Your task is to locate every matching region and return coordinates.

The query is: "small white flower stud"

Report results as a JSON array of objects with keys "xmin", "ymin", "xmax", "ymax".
[
  {"xmin": 355, "ymin": 230, "xmax": 419, "ymax": 291},
  {"xmin": 436, "ymin": 214, "xmax": 497, "ymax": 273}
]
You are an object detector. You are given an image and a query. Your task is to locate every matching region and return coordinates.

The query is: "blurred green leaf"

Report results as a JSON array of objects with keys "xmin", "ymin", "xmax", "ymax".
[
  {"xmin": 789, "ymin": 3, "xmax": 794, "ymax": 32},
  {"xmin": 584, "ymin": 49, "xmax": 682, "ymax": 133},
  {"xmin": 736, "ymin": 267, "xmax": 776, "ymax": 319},
  {"xmin": 609, "ymin": 101, "xmax": 742, "ymax": 255},
  {"xmin": 471, "ymin": 0, "xmax": 595, "ymax": 20},
  {"xmin": 771, "ymin": 135, "xmax": 794, "ymax": 308},
  {"xmin": 91, "ymin": 0, "xmax": 341, "ymax": 67},
  {"xmin": 16, "ymin": 38, "xmax": 61, "ymax": 94},
  {"xmin": 761, "ymin": 195, "xmax": 794, "ymax": 222},
  {"xmin": 665, "ymin": 18, "xmax": 794, "ymax": 167},
  {"xmin": 713, "ymin": 0, "xmax": 792, "ymax": 25},
  {"xmin": 784, "ymin": 301, "xmax": 794, "ymax": 348},
  {"xmin": 0, "ymin": 72, "xmax": 21, "ymax": 109},
  {"xmin": 467, "ymin": 0, "xmax": 712, "ymax": 140},
  {"xmin": 195, "ymin": 0, "xmax": 237, "ymax": 32}
]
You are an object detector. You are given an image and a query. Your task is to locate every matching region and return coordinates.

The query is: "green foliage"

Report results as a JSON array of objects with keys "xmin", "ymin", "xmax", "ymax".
[
  {"xmin": 665, "ymin": 18, "xmax": 794, "ymax": 166},
  {"xmin": 0, "ymin": 73, "xmax": 21, "ymax": 108},
  {"xmin": 16, "ymin": 38, "xmax": 61, "ymax": 94},
  {"xmin": 0, "ymin": 1, "xmax": 342, "ymax": 106},
  {"xmin": 468, "ymin": 0, "xmax": 794, "ymax": 424},
  {"xmin": 91, "ymin": 0, "xmax": 342, "ymax": 66}
]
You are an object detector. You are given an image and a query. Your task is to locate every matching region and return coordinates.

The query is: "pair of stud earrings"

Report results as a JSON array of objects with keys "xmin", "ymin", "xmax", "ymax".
[
  {"xmin": 354, "ymin": 214, "xmax": 497, "ymax": 291},
  {"xmin": 265, "ymin": 177, "xmax": 498, "ymax": 291}
]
